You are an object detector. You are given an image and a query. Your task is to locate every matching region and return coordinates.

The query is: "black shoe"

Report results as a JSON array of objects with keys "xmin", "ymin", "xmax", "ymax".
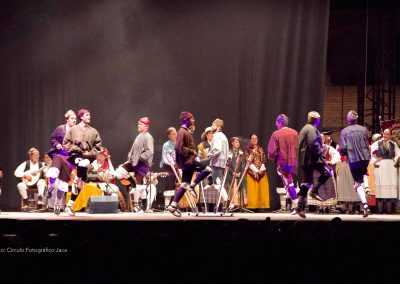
[
  {"xmin": 294, "ymin": 207, "xmax": 306, "ymax": 218},
  {"xmin": 309, "ymin": 190, "xmax": 324, "ymax": 202},
  {"xmin": 363, "ymin": 207, "xmax": 370, "ymax": 218}
]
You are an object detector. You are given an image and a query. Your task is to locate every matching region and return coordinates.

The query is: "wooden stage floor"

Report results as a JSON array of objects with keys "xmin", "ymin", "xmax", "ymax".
[{"xmin": 1, "ymin": 211, "xmax": 400, "ymax": 222}]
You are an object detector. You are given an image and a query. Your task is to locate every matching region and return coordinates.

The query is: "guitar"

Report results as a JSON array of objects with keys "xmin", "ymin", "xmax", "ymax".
[
  {"xmin": 119, "ymin": 172, "xmax": 169, "ymax": 186},
  {"xmin": 22, "ymin": 166, "xmax": 46, "ymax": 187}
]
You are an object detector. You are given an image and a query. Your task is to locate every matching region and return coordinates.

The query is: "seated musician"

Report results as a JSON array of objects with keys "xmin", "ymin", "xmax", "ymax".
[
  {"xmin": 87, "ymin": 147, "xmax": 120, "ymax": 196},
  {"xmin": 14, "ymin": 147, "xmax": 46, "ymax": 210}
]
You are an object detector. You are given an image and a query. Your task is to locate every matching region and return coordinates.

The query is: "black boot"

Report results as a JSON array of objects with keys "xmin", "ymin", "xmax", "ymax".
[
  {"xmin": 294, "ymin": 196, "xmax": 306, "ymax": 218},
  {"xmin": 22, "ymin": 198, "xmax": 29, "ymax": 210}
]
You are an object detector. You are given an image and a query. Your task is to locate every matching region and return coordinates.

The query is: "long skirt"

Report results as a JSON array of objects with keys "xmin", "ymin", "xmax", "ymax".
[
  {"xmin": 336, "ymin": 162, "xmax": 359, "ymax": 202},
  {"xmin": 245, "ymin": 174, "xmax": 270, "ymax": 209},
  {"xmin": 307, "ymin": 167, "xmax": 337, "ymax": 206},
  {"xmin": 374, "ymin": 159, "xmax": 398, "ymax": 199}
]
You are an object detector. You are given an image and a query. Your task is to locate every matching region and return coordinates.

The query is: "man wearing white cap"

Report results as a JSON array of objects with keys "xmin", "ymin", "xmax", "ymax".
[{"xmin": 295, "ymin": 111, "xmax": 331, "ymax": 218}]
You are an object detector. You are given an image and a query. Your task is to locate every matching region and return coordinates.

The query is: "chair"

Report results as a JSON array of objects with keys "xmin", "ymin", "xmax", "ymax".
[{"xmin": 21, "ymin": 187, "xmax": 38, "ymax": 211}]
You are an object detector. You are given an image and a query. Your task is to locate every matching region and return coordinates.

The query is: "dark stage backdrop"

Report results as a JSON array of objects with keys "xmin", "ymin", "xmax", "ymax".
[{"xmin": 0, "ymin": 0, "xmax": 329, "ymax": 211}]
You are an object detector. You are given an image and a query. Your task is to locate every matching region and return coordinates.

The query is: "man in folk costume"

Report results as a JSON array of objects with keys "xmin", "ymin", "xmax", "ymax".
[
  {"xmin": 207, "ymin": 118, "xmax": 229, "ymax": 209},
  {"xmin": 267, "ymin": 114, "xmax": 299, "ymax": 213},
  {"xmin": 339, "ymin": 110, "xmax": 371, "ymax": 217},
  {"xmin": 295, "ymin": 111, "xmax": 331, "ymax": 218},
  {"xmin": 165, "ymin": 111, "xmax": 212, "ymax": 217},
  {"xmin": 62, "ymin": 109, "xmax": 102, "ymax": 216},
  {"xmin": 48, "ymin": 110, "xmax": 77, "ymax": 158},
  {"xmin": 14, "ymin": 148, "xmax": 47, "ymax": 210},
  {"xmin": 116, "ymin": 117, "xmax": 154, "ymax": 213},
  {"xmin": 160, "ymin": 127, "xmax": 178, "ymax": 208}
]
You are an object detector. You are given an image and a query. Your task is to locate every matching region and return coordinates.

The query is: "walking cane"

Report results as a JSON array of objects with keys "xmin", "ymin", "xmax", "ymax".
[
  {"xmin": 224, "ymin": 153, "xmax": 253, "ymax": 212},
  {"xmin": 214, "ymin": 157, "xmax": 232, "ymax": 213}
]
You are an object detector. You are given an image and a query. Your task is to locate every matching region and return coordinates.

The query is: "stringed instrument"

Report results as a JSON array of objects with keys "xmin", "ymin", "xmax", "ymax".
[
  {"xmin": 119, "ymin": 172, "xmax": 169, "ymax": 186},
  {"xmin": 22, "ymin": 166, "xmax": 46, "ymax": 187}
]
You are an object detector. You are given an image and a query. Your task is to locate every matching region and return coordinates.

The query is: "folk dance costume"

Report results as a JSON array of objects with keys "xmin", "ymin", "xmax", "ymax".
[
  {"xmin": 339, "ymin": 110, "xmax": 371, "ymax": 217},
  {"xmin": 307, "ymin": 141, "xmax": 341, "ymax": 211},
  {"xmin": 87, "ymin": 148, "xmax": 120, "ymax": 196},
  {"xmin": 48, "ymin": 110, "xmax": 76, "ymax": 158},
  {"xmin": 14, "ymin": 148, "xmax": 47, "ymax": 209},
  {"xmin": 295, "ymin": 112, "xmax": 331, "ymax": 218},
  {"xmin": 62, "ymin": 109, "xmax": 102, "ymax": 216},
  {"xmin": 371, "ymin": 132, "xmax": 400, "ymax": 213},
  {"xmin": 45, "ymin": 110, "xmax": 77, "ymax": 212},
  {"xmin": 226, "ymin": 143, "xmax": 247, "ymax": 207},
  {"xmin": 160, "ymin": 137, "xmax": 177, "ymax": 208},
  {"xmin": 45, "ymin": 154, "xmax": 75, "ymax": 214},
  {"xmin": 206, "ymin": 119, "xmax": 229, "ymax": 211},
  {"xmin": 116, "ymin": 117, "xmax": 154, "ymax": 213},
  {"xmin": 165, "ymin": 111, "xmax": 212, "ymax": 217},
  {"xmin": 267, "ymin": 114, "xmax": 299, "ymax": 212},
  {"xmin": 245, "ymin": 135, "xmax": 270, "ymax": 210}
]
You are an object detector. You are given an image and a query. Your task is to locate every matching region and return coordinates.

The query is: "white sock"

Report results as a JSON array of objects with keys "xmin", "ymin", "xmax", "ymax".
[
  {"xmin": 363, "ymin": 175, "xmax": 369, "ymax": 190},
  {"xmin": 356, "ymin": 186, "xmax": 367, "ymax": 204}
]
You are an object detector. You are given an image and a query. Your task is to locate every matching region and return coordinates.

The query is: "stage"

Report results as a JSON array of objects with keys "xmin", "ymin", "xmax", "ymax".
[
  {"xmin": 0, "ymin": 211, "xmax": 398, "ymax": 283},
  {"xmin": 1, "ymin": 211, "xmax": 400, "ymax": 222}
]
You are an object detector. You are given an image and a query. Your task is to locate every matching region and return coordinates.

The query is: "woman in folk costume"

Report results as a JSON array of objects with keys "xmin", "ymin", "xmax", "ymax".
[
  {"xmin": 87, "ymin": 147, "xmax": 120, "ymax": 196},
  {"xmin": 308, "ymin": 134, "xmax": 341, "ymax": 213},
  {"xmin": 226, "ymin": 137, "xmax": 247, "ymax": 207},
  {"xmin": 245, "ymin": 134, "xmax": 270, "ymax": 210},
  {"xmin": 371, "ymin": 128, "xmax": 400, "ymax": 214}
]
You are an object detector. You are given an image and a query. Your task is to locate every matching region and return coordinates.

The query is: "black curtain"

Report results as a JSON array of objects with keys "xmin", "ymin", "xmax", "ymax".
[{"xmin": 0, "ymin": 0, "xmax": 330, "ymax": 211}]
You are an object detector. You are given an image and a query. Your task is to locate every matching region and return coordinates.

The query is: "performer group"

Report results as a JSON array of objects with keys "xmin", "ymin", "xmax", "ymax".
[{"xmin": 10, "ymin": 108, "xmax": 400, "ymax": 218}]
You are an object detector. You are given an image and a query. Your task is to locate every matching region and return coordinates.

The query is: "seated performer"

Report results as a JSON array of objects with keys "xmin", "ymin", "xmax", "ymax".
[
  {"xmin": 165, "ymin": 111, "xmax": 212, "ymax": 217},
  {"xmin": 309, "ymin": 133, "xmax": 341, "ymax": 213},
  {"xmin": 116, "ymin": 117, "xmax": 154, "ymax": 213},
  {"xmin": 14, "ymin": 148, "xmax": 46, "ymax": 210},
  {"xmin": 62, "ymin": 108, "xmax": 102, "ymax": 216},
  {"xmin": 87, "ymin": 147, "xmax": 120, "ymax": 196},
  {"xmin": 198, "ymin": 126, "xmax": 213, "ymax": 160}
]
